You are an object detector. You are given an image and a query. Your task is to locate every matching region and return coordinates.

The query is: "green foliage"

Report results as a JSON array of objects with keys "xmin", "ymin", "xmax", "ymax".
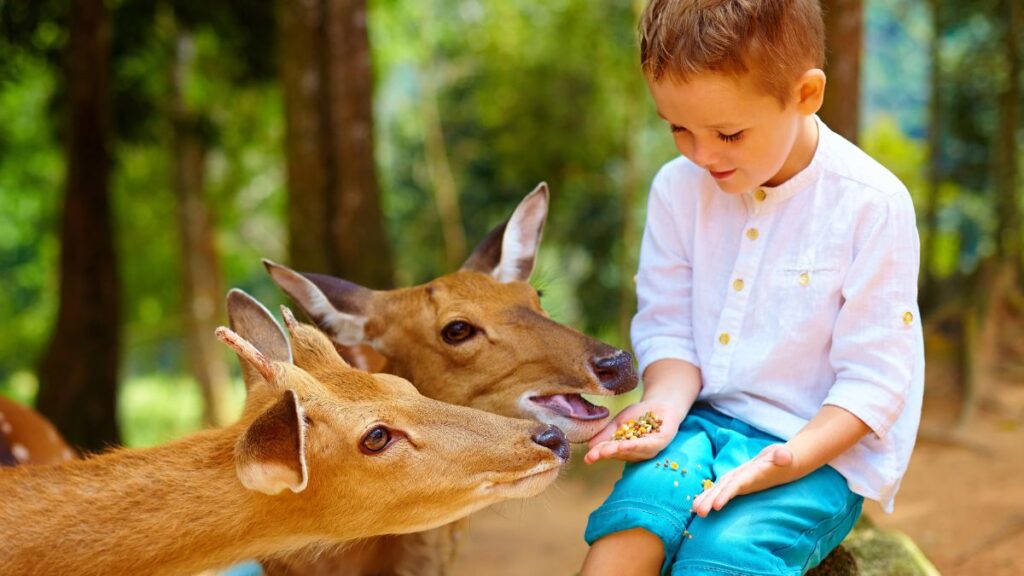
[
  {"xmin": 0, "ymin": 55, "xmax": 60, "ymax": 381},
  {"xmin": 0, "ymin": 0, "xmax": 1020, "ymax": 444},
  {"xmin": 374, "ymin": 0, "xmax": 676, "ymax": 337},
  {"xmin": 118, "ymin": 373, "xmax": 245, "ymax": 448}
]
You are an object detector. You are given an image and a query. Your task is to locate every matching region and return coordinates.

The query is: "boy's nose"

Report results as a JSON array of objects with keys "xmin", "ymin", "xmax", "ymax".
[{"xmin": 691, "ymin": 140, "xmax": 719, "ymax": 169}]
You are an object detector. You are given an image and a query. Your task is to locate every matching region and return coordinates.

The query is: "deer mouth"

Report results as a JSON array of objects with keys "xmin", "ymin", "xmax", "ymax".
[{"xmin": 529, "ymin": 394, "xmax": 609, "ymax": 421}]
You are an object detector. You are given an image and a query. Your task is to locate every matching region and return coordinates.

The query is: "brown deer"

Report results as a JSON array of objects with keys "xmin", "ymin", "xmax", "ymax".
[
  {"xmin": 0, "ymin": 294, "xmax": 568, "ymax": 576},
  {"xmin": 261, "ymin": 183, "xmax": 638, "ymax": 574},
  {"xmin": 0, "ymin": 396, "xmax": 76, "ymax": 467}
]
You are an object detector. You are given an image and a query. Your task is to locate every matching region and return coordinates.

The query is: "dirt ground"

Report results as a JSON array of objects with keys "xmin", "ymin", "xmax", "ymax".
[{"xmin": 453, "ymin": 355, "xmax": 1024, "ymax": 576}]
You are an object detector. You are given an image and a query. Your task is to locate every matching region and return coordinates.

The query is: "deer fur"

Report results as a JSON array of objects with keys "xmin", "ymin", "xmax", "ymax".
[
  {"xmin": 261, "ymin": 184, "xmax": 638, "ymax": 575},
  {"xmin": 0, "ymin": 396, "xmax": 77, "ymax": 467},
  {"xmin": 0, "ymin": 295, "xmax": 567, "ymax": 576}
]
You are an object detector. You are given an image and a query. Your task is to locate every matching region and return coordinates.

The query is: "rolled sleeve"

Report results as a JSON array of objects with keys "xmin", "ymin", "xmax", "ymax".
[
  {"xmin": 826, "ymin": 191, "xmax": 921, "ymax": 439},
  {"xmin": 631, "ymin": 169, "xmax": 699, "ymax": 376}
]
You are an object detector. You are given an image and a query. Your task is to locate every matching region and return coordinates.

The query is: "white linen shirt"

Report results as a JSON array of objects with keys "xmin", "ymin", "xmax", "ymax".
[{"xmin": 631, "ymin": 118, "xmax": 924, "ymax": 512}]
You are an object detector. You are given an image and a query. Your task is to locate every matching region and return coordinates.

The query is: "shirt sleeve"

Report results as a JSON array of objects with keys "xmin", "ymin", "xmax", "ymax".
[
  {"xmin": 631, "ymin": 168, "xmax": 700, "ymax": 376},
  {"xmin": 825, "ymin": 190, "xmax": 921, "ymax": 439}
]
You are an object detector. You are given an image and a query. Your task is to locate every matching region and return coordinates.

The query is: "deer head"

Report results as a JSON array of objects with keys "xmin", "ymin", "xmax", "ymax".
[
  {"xmin": 265, "ymin": 183, "xmax": 638, "ymax": 443},
  {"xmin": 223, "ymin": 290, "xmax": 570, "ymax": 537}
]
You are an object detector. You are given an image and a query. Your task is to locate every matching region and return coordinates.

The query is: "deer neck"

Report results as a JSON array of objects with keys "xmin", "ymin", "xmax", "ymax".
[{"xmin": 0, "ymin": 427, "xmax": 327, "ymax": 575}]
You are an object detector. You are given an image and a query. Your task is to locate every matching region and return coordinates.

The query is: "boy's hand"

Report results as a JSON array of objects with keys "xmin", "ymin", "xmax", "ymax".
[
  {"xmin": 691, "ymin": 443, "xmax": 798, "ymax": 517},
  {"xmin": 583, "ymin": 400, "xmax": 686, "ymax": 464}
]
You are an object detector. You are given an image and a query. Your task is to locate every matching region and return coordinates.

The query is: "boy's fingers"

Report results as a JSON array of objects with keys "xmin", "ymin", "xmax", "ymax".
[
  {"xmin": 712, "ymin": 476, "xmax": 739, "ymax": 511},
  {"xmin": 587, "ymin": 425, "xmax": 617, "ymax": 450},
  {"xmin": 584, "ymin": 441, "xmax": 615, "ymax": 464}
]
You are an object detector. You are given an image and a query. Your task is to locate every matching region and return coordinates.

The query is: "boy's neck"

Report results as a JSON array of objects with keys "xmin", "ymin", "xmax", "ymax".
[{"xmin": 763, "ymin": 115, "xmax": 819, "ymax": 188}]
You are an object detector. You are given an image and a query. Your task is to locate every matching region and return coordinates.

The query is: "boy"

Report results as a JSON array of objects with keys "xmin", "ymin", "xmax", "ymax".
[{"xmin": 581, "ymin": 1, "xmax": 924, "ymax": 574}]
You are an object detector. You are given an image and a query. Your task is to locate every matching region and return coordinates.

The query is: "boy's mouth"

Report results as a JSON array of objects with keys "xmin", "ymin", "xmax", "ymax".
[{"xmin": 710, "ymin": 168, "xmax": 736, "ymax": 180}]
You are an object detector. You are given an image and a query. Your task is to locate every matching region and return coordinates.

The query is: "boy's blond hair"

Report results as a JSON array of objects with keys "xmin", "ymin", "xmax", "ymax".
[{"xmin": 639, "ymin": 0, "xmax": 825, "ymax": 104}]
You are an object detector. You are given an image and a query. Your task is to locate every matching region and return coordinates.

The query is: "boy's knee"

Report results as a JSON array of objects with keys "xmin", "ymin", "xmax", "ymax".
[
  {"xmin": 583, "ymin": 528, "xmax": 664, "ymax": 576},
  {"xmin": 672, "ymin": 529, "xmax": 785, "ymax": 576}
]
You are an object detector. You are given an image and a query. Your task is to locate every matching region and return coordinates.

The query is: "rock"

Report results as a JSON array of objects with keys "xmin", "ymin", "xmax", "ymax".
[{"xmin": 807, "ymin": 517, "xmax": 942, "ymax": 576}]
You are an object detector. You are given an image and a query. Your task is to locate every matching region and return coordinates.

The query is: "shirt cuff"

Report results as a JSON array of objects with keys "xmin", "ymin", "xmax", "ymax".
[
  {"xmin": 633, "ymin": 336, "xmax": 700, "ymax": 377},
  {"xmin": 823, "ymin": 378, "xmax": 906, "ymax": 439}
]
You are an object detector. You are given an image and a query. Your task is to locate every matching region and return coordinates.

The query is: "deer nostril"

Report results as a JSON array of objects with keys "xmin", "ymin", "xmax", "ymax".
[
  {"xmin": 531, "ymin": 425, "xmax": 570, "ymax": 460},
  {"xmin": 591, "ymin": 351, "xmax": 639, "ymax": 393}
]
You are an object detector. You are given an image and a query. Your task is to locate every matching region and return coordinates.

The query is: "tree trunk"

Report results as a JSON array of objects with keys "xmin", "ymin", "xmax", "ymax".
[
  {"xmin": 820, "ymin": 0, "xmax": 862, "ymax": 144},
  {"xmin": 325, "ymin": 0, "xmax": 393, "ymax": 287},
  {"xmin": 422, "ymin": 69, "xmax": 466, "ymax": 271},
  {"xmin": 279, "ymin": 0, "xmax": 394, "ymax": 287},
  {"xmin": 279, "ymin": 0, "xmax": 332, "ymax": 274},
  {"xmin": 36, "ymin": 0, "xmax": 120, "ymax": 452},
  {"xmin": 171, "ymin": 32, "xmax": 232, "ymax": 428},
  {"xmin": 920, "ymin": 0, "xmax": 943, "ymax": 313},
  {"xmin": 958, "ymin": 2, "xmax": 1021, "ymax": 428},
  {"xmin": 995, "ymin": 0, "xmax": 1021, "ymax": 268}
]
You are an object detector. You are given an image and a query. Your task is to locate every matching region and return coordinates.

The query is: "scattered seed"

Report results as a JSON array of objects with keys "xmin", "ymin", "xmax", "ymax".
[
  {"xmin": 670, "ymin": 462, "xmax": 679, "ymax": 470},
  {"xmin": 702, "ymin": 479, "xmax": 715, "ymax": 491},
  {"xmin": 673, "ymin": 480, "xmax": 679, "ymax": 487}
]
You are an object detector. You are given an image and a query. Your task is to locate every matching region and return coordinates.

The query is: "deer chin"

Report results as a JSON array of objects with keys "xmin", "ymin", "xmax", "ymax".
[
  {"xmin": 481, "ymin": 463, "xmax": 562, "ymax": 499},
  {"xmin": 523, "ymin": 393, "xmax": 610, "ymax": 443}
]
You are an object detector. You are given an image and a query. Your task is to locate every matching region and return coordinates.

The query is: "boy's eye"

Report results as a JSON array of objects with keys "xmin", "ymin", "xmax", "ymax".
[
  {"xmin": 670, "ymin": 124, "xmax": 687, "ymax": 134},
  {"xmin": 718, "ymin": 130, "xmax": 744, "ymax": 143}
]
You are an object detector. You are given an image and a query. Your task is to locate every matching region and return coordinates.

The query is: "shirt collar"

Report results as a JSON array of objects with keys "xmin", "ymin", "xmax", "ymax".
[{"xmin": 745, "ymin": 115, "xmax": 826, "ymax": 211}]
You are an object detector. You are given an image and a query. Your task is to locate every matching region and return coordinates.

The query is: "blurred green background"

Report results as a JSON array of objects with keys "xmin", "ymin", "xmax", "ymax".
[{"xmin": 0, "ymin": 0, "xmax": 1020, "ymax": 450}]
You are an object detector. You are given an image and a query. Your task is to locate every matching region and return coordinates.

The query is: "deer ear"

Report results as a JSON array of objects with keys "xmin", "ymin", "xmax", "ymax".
[
  {"xmin": 235, "ymin": 389, "xmax": 309, "ymax": 495},
  {"xmin": 227, "ymin": 289, "xmax": 292, "ymax": 390},
  {"xmin": 216, "ymin": 327, "xmax": 277, "ymax": 384},
  {"xmin": 461, "ymin": 182, "xmax": 548, "ymax": 282},
  {"xmin": 264, "ymin": 259, "xmax": 371, "ymax": 347}
]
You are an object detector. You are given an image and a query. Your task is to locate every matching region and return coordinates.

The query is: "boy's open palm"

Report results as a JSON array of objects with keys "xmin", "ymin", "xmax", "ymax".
[
  {"xmin": 584, "ymin": 400, "xmax": 686, "ymax": 464},
  {"xmin": 691, "ymin": 443, "xmax": 798, "ymax": 517}
]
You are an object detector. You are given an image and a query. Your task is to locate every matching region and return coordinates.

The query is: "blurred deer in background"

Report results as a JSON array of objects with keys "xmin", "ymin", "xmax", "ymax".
[
  {"xmin": 0, "ymin": 396, "xmax": 77, "ymax": 467},
  {"xmin": 262, "ymin": 184, "xmax": 638, "ymax": 575},
  {"xmin": 0, "ymin": 294, "xmax": 568, "ymax": 576}
]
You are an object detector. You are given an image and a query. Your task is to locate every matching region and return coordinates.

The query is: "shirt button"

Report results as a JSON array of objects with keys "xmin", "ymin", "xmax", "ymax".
[
  {"xmin": 746, "ymin": 228, "xmax": 759, "ymax": 241},
  {"xmin": 732, "ymin": 279, "xmax": 744, "ymax": 291},
  {"xmin": 798, "ymin": 272, "xmax": 810, "ymax": 286},
  {"xmin": 903, "ymin": 311, "xmax": 914, "ymax": 325},
  {"xmin": 718, "ymin": 332, "xmax": 730, "ymax": 345},
  {"xmin": 754, "ymin": 188, "xmax": 767, "ymax": 202}
]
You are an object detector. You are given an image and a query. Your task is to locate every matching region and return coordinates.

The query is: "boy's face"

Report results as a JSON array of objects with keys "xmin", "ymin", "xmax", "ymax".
[{"xmin": 647, "ymin": 72, "xmax": 818, "ymax": 194}]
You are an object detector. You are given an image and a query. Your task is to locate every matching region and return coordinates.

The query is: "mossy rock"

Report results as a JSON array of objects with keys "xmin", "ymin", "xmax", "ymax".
[{"xmin": 807, "ymin": 516, "xmax": 941, "ymax": 576}]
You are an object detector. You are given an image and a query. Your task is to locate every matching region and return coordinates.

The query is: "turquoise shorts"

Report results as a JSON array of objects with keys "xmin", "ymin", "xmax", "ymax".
[{"xmin": 585, "ymin": 405, "xmax": 863, "ymax": 575}]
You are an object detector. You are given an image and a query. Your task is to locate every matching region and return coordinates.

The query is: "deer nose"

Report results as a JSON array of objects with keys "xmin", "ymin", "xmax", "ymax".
[
  {"xmin": 590, "ymin": 351, "xmax": 639, "ymax": 394},
  {"xmin": 531, "ymin": 425, "xmax": 569, "ymax": 460}
]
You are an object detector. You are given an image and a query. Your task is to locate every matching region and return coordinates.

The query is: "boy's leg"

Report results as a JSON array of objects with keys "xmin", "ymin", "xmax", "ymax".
[
  {"xmin": 671, "ymin": 410, "xmax": 863, "ymax": 575},
  {"xmin": 580, "ymin": 528, "xmax": 663, "ymax": 576},
  {"xmin": 583, "ymin": 411, "xmax": 720, "ymax": 575}
]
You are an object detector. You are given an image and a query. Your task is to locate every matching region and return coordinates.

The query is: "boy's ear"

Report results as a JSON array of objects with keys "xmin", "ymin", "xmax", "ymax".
[
  {"xmin": 227, "ymin": 289, "xmax": 292, "ymax": 390},
  {"xmin": 216, "ymin": 326, "xmax": 277, "ymax": 385},
  {"xmin": 263, "ymin": 259, "xmax": 371, "ymax": 347},
  {"xmin": 795, "ymin": 68, "xmax": 826, "ymax": 115},
  {"xmin": 461, "ymin": 182, "xmax": 548, "ymax": 282},
  {"xmin": 235, "ymin": 389, "xmax": 309, "ymax": 495}
]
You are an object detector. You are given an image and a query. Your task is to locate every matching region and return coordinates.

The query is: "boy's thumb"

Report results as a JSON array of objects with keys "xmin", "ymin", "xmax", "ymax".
[{"xmin": 771, "ymin": 445, "xmax": 794, "ymax": 467}]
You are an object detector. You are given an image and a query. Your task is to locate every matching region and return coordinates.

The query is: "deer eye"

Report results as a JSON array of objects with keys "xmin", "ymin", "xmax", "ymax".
[
  {"xmin": 441, "ymin": 320, "xmax": 477, "ymax": 344},
  {"xmin": 360, "ymin": 426, "xmax": 392, "ymax": 454}
]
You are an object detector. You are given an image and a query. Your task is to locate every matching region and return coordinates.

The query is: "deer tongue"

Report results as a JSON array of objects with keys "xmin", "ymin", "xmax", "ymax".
[{"xmin": 531, "ymin": 394, "xmax": 609, "ymax": 421}]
